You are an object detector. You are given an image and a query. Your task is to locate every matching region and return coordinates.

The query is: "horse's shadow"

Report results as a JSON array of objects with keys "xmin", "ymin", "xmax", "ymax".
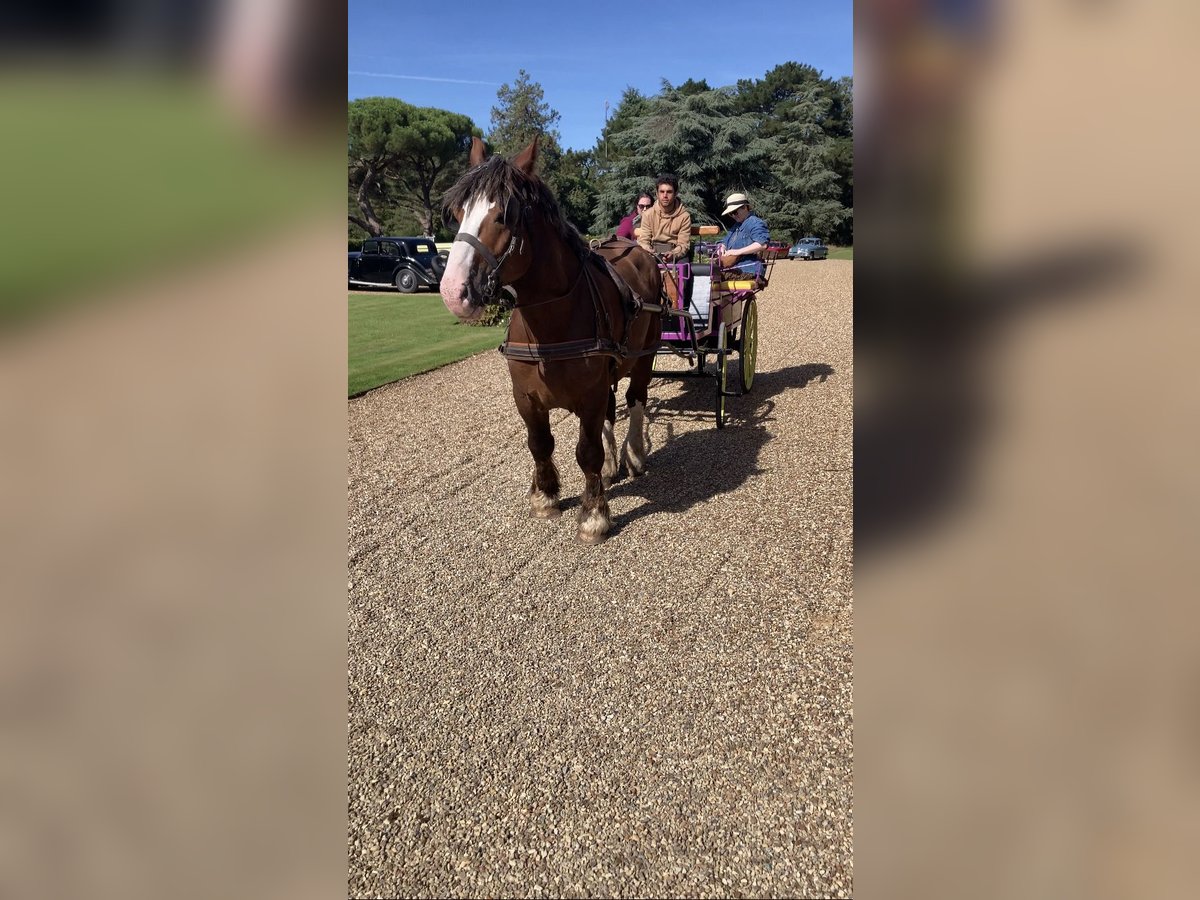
[{"xmin": 599, "ymin": 363, "xmax": 835, "ymax": 535}]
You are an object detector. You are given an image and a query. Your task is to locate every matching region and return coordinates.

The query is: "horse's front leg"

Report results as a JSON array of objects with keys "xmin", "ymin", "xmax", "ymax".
[
  {"xmin": 575, "ymin": 408, "xmax": 612, "ymax": 544},
  {"xmin": 515, "ymin": 397, "xmax": 560, "ymax": 519}
]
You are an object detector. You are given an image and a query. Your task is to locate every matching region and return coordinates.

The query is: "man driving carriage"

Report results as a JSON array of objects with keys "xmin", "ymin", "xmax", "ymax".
[{"xmin": 636, "ymin": 174, "xmax": 693, "ymax": 262}]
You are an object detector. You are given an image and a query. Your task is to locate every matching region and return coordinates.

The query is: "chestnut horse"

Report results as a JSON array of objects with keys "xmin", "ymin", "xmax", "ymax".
[{"xmin": 440, "ymin": 137, "xmax": 664, "ymax": 543}]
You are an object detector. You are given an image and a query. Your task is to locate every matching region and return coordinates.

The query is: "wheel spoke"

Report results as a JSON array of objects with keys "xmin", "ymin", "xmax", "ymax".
[{"xmin": 715, "ymin": 322, "xmax": 727, "ymax": 428}]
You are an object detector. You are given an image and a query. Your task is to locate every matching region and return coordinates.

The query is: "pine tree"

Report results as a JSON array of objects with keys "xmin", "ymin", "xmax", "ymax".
[
  {"xmin": 754, "ymin": 85, "xmax": 849, "ymax": 241},
  {"xmin": 591, "ymin": 84, "xmax": 774, "ymax": 233},
  {"xmin": 488, "ymin": 70, "xmax": 563, "ymax": 159},
  {"xmin": 487, "ymin": 71, "xmax": 599, "ymax": 234}
]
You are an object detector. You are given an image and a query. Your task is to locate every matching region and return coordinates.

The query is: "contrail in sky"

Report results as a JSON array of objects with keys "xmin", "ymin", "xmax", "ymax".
[{"xmin": 348, "ymin": 71, "xmax": 501, "ymax": 86}]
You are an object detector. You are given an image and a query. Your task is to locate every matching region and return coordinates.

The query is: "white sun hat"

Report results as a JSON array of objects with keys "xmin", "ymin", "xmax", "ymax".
[{"xmin": 721, "ymin": 192, "xmax": 750, "ymax": 216}]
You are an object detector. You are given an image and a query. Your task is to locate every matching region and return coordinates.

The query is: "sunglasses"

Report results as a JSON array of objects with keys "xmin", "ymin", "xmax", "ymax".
[{"xmin": 637, "ymin": 203, "xmax": 652, "ymax": 209}]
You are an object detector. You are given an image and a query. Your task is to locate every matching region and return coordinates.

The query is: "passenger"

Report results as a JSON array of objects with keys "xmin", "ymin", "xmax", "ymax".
[
  {"xmin": 716, "ymin": 192, "xmax": 770, "ymax": 280},
  {"xmin": 637, "ymin": 174, "xmax": 693, "ymax": 263},
  {"xmin": 616, "ymin": 192, "xmax": 654, "ymax": 241}
]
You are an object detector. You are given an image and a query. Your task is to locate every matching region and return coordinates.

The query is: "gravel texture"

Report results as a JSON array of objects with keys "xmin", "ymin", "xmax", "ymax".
[{"xmin": 347, "ymin": 259, "xmax": 853, "ymax": 898}]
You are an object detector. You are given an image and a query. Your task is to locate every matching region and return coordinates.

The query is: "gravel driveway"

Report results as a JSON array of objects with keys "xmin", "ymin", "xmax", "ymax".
[{"xmin": 348, "ymin": 259, "xmax": 853, "ymax": 898}]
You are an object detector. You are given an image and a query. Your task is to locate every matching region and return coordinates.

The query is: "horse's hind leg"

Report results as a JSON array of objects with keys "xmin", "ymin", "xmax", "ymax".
[
  {"xmin": 575, "ymin": 408, "xmax": 612, "ymax": 544},
  {"xmin": 601, "ymin": 387, "xmax": 618, "ymax": 489},
  {"xmin": 516, "ymin": 399, "xmax": 560, "ymax": 519},
  {"xmin": 622, "ymin": 356, "xmax": 654, "ymax": 477}
]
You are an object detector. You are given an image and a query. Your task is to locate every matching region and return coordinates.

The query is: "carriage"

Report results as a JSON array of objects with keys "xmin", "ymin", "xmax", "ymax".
[
  {"xmin": 440, "ymin": 136, "xmax": 777, "ymax": 542},
  {"xmin": 650, "ymin": 225, "xmax": 775, "ymax": 428}
]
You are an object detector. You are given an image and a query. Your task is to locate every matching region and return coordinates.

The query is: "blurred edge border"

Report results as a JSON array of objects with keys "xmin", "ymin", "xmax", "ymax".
[{"xmin": 1, "ymin": 3, "xmax": 349, "ymax": 900}]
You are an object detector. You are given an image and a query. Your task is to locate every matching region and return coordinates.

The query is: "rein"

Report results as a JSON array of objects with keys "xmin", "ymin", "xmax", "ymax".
[{"xmin": 499, "ymin": 252, "xmax": 661, "ymax": 363}]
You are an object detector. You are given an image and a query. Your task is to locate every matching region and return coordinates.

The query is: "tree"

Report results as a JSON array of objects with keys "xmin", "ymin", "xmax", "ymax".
[
  {"xmin": 733, "ymin": 64, "xmax": 853, "ymax": 243},
  {"xmin": 347, "ymin": 97, "xmax": 409, "ymax": 236},
  {"xmin": 591, "ymin": 85, "xmax": 774, "ymax": 233},
  {"xmin": 752, "ymin": 84, "xmax": 849, "ymax": 241},
  {"xmin": 675, "ymin": 77, "xmax": 713, "ymax": 97},
  {"xmin": 487, "ymin": 70, "xmax": 600, "ymax": 232},
  {"xmin": 466, "ymin": 65, "xmax": 853, "ymax": 245},
  {"xmin": 595, "ymin": 87, "xmax": 651, "ymax": 170},
  {"xmin": 544, "ymin": 148, "xmax": 601, "ymax": 238},
  {"xmin": 488, "ymin": 69, "xmax": 562, "ymax": 158},
  {"xmin": 390, "ymin": 104, "xmax": 479, "ymax": 237},
  {"xmin": 733, "ymin": 61, "xmax": 824, "ymax": 124},
  {"xmin": 348, "ymin": 97, "xmax": 479, "ymax": 239},
  {"xmin": 827, "ymin": 76, "xmax": 854, "ymax": 245}
]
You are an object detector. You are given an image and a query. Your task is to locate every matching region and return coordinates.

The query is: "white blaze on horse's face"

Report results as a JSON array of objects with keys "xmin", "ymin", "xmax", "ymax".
[{"xmin": 439, "ymin": 195, "xmax": 495, "ymax": 321}]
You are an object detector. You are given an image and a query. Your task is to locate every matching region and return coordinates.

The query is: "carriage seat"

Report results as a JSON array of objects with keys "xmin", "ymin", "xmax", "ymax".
[{"xmin": 687, "ymin": 262, "xmax": 713, "ymax": 327}]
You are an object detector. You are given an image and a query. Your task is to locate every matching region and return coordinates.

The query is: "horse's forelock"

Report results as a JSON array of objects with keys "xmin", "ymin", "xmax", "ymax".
[{"xmin": 442, "ymin": 156, "xmax": 587, "ymax": 256}]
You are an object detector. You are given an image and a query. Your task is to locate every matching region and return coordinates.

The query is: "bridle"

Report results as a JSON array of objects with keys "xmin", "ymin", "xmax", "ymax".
[{"xmin": 452, "ymin": 203, "xmax": 526, "ymax": 303}]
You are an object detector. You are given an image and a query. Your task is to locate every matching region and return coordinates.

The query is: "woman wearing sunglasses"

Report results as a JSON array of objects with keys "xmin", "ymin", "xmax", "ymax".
[{"xmin": 616, "ymin": 192, "xmax": 655, "ymax": 241}]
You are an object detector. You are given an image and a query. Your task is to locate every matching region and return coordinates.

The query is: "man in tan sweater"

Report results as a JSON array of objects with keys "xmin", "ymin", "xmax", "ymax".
[{"xmin": 636, "ymin": 173, "xmax": 693, "ymax": 262}]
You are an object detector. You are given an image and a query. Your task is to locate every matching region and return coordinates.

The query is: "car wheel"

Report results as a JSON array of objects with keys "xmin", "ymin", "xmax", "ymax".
[
  {"xmin": 431, "ymin": 254, "xmax": 447, "ymax": 278},
  {"xmin": 395, "ymin": 269, "xmax": 418, "ymax": 293}
]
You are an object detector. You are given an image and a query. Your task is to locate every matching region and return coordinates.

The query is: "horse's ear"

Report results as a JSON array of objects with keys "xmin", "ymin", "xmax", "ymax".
[
  {"xmin": 469, "ymin": 136, "xmax": 487, "ymax": 167},
  {"xmin": 513, "ymin": 135, "xmax": 539, "ymax": 175}
]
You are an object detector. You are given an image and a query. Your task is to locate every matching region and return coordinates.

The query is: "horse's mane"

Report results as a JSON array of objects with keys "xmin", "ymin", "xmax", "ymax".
[{"xmin": 442, "ymin": 155, "xmax": 590, "ymax": 259}]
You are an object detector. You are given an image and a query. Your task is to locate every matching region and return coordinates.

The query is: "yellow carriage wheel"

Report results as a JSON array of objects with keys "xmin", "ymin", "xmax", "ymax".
[{"xmin": 737, "ymin": 298, "xmax": 758, "ymax": 393}]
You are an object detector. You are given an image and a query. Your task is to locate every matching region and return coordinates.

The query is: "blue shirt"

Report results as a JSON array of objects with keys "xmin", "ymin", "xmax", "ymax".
[{"xmin": 721, "ymin": 213, "xmax": 770, "ymax": 276}]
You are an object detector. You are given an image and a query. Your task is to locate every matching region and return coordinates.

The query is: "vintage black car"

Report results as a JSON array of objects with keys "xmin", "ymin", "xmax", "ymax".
[{"xmin": 348, "ymin": 236, "xmax": 445, "ymax": 292}]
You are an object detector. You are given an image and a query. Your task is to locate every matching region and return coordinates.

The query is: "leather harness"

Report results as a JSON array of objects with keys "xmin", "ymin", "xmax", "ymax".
[{"xmin": 454, "ymin": 229, "xmax": 667, "ymax": 363}]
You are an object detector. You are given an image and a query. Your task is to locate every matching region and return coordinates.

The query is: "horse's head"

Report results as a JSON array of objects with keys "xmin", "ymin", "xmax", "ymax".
[{"xmin": 440, "ymin": 137, "xmax": 539, "ymax": 321}]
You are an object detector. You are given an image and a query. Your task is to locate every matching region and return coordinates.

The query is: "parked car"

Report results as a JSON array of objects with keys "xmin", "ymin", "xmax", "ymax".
[
  {"xmin": 787, "ymin": 237, "xmax": 829, "ymax": 261},
  {"xmin": 348, "ymin": 236, "xmax": 445, "ymax": 292}
]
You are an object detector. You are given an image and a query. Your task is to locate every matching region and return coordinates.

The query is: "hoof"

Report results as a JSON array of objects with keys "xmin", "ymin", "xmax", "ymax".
[
  {"xmin": 576, "ymin": 527, "xmax": 608, "ymax": 545},
  {"xmin": 529, "ymin": 490, "xmax": 560, "ymax": 519},
  {"xmin": 576, "ymin": 508, "xmax": 610, "ymax": 544}
]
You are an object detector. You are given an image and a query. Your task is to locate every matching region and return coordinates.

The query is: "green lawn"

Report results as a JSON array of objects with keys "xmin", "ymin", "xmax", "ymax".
[
  {"xmin": 349, "ymin": 292, "xmax": 504, "ymax": 396},
  {"xmin": 829, "ymin": 246, "xmax": 854, "ymax": 260}
]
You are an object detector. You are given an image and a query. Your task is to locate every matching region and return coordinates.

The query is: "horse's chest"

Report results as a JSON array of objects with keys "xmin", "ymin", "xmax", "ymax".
[{"xmin": 508, "ymin": 358, "xmax": 612, "ymax": 411}]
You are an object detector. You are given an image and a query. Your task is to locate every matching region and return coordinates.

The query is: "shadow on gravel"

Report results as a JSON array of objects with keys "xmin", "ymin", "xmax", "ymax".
[{"xmin": 605, "ymin": 362, "xmax": 835, "ymax": 536}]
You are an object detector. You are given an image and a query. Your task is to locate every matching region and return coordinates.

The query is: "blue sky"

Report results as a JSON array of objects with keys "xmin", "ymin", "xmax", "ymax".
[{"xmin": 348, "ymin": 1, "xmax": 854, "ymax": 152}]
